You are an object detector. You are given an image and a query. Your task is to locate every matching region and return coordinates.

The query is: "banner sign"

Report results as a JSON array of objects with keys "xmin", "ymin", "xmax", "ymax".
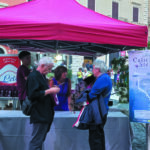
[
  {"xmin": 0, "ymin": 55, "xmax": 20, "ymax": 86},
  {"xmin": 129, "ymin": 50, "xmax": 150, "ymax": 123}
]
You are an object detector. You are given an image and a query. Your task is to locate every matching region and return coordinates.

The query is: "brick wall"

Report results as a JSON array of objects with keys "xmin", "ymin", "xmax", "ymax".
[{"xmin": 0, "ymin": 0, "xmax": 27, "ymax": 6}]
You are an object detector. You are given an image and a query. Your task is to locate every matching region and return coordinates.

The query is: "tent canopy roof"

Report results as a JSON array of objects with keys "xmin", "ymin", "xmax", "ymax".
[{"xmin": 0, "ymin": 0, "xmax": 148, "ymax": 56}]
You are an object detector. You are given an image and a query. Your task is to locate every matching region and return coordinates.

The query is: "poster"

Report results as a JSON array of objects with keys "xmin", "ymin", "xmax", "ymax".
[
  {"xmin": 0, "ymin": 55, "xmax": 20, "ymax": 86},
  {"xmin": 129, "ymin": 50, "xmax": 150, "ymax": 123}
]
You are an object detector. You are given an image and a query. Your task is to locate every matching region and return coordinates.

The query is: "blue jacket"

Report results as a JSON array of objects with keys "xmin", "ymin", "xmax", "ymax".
[{"xmin": 89, "ymin": 73, "xmax": 112, "ymax": 109}]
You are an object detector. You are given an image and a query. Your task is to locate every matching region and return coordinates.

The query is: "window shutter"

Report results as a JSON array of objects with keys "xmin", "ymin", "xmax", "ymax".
[
  {"xmin": 112, "ymin": 2, "xmax": 118, "ymax": 19},
  {"xmin": 133, "ymin": 7, "xmax": 138, "ymax": 22},
  {"xmin": 88, "ymin": 0, "xmax": 95, "ymax": 11}
]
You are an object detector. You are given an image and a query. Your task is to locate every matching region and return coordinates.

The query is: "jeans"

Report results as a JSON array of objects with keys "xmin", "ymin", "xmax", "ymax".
[
  {"xmin": 29, "ymin": 122, "xmax": 53, "ymax": 150},
  {"xmin": 78, "ymin": 78, "xmax": 83, "ymax": 83},
  {"xmin": 89, "ymin": 125, "xmax": 105, "ymax": 150}
]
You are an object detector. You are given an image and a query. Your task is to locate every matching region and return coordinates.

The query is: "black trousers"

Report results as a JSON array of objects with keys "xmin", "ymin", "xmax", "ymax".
[
  {"xmin": 89, "ymin": 125, "xmax": 105, "ymax": 150},
  {"xmin": 29, "ymin": 122, "xmax": 53, "ymax": 150}
]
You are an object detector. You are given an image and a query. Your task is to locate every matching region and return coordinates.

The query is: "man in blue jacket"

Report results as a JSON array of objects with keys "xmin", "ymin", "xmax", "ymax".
[{"xmin": 88, "ymin": 59, "xmax": 112, "ymax": 150}]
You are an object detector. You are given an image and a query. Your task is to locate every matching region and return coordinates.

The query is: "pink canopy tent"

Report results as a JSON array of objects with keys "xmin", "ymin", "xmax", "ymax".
[{"xmin": 0, "ymin": 0, "xmax": 148, "ymax": 55}]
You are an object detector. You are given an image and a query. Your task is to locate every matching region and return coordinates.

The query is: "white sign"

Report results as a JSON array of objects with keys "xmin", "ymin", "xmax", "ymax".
[{"xmin": 129, "ymin": 50, "xmax": 150, "ymax": 123}]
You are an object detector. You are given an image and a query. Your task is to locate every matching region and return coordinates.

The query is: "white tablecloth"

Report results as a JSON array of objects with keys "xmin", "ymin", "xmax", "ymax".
[{"xmin": 0, "ymin": 110, "xmax": 132, "ymax": 150}]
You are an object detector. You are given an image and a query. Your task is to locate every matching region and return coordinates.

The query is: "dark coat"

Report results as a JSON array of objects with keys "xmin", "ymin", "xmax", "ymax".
[
  {"xmin": 74, "ymin": 89, "xmax": 109, "ymax": 129},
  {"xmin": 26, "ymin": 69, "xmax": 54, "ymax": 124}
]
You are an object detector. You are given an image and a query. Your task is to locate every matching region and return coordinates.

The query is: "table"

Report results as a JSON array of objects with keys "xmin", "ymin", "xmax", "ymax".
[{"xmin": 0, "ymin": 111, "xmax": 132, "ymax": 150}]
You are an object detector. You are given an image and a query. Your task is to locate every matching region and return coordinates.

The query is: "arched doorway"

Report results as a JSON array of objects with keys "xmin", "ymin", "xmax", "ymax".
[
  {"xmin": 0, "ymin": 3, "xmax": 8, "ymax": 8},
  {"xmin": 0, "ymin": 47, "xmax": 4, "ymax": 54}
]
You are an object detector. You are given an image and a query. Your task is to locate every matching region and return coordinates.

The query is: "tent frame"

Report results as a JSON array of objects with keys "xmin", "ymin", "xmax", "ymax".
[{"xmin": 0, "ymin": 39, "xmax": 140, "ymax": 56}]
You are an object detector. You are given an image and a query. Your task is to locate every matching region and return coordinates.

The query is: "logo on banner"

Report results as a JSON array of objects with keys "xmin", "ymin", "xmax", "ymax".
[
  {"xmin": 132, "ymin": 56, "xmax": 149, "ymax": 68},
  {"xmin": 0, "ymin": 64, "xmax": 17, "ymax": 84}
]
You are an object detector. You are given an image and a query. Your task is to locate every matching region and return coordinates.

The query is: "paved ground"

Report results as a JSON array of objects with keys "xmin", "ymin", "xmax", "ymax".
[{"xmin": 110, "ymin": 88, "xmax": 146, "ymax": 150}]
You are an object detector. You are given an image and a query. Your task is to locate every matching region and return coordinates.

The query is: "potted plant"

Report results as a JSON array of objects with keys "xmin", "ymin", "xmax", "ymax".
[
  {"xmin": 111, "ymin": 57, "xmax": 129, "ymax": 103},
  {"xmin": 111, "ymin": 58, "xmax": 119, "ymax": 88}
]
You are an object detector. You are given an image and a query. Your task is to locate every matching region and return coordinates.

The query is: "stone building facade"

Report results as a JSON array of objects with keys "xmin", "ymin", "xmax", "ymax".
[
  {"xmin": 77, "ymin": 0, "xmax": 149, "ymax": 66},
  {"xmin": 78, "ymin": 0, "xmax": 148, "ymax": 25},
  {"xmin": 148, "ymin": 0, "xmax": 150, "ymax": 41}
]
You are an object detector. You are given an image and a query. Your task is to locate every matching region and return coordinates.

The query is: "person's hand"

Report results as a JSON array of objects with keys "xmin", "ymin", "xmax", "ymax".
[
  {"xmin": 45, "ymin": 87, "xmax": 60, "ymax": 95},
  {"xmin": 50, "ymin": 87, "xmax": 60, "ymax": 94}
]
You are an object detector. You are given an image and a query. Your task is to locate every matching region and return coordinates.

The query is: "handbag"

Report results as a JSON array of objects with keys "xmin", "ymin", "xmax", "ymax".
[
  {"xmin": 73, "ymin": 101, "xmax": 92, "ymax": 130},
  {"xmin": 21, "ymin": 82, "xmax": 35, "ymax": 116},
  {"xmin": 22, "ymin": 96, "xmax": 33, "ymax": 116}
]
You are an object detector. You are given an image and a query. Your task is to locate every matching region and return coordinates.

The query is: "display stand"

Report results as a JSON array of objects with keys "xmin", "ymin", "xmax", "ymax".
[{"xmin": 0, "ymin": 97, "xmax": 19, "ymax": 110}]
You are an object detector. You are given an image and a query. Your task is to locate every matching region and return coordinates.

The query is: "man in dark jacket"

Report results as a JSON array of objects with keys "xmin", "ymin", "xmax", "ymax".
[
  {"xmin": 26, "ymin": 57, "xmax": 60, "ymax": 150},
  {"xmin": 88, "ymin": 59, "xmax": 112, "ymax": 150}
]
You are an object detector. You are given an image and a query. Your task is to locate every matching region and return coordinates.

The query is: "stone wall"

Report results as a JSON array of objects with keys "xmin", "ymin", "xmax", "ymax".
[
  {"xmin": 71, "ymin": 55, "xmax": 84, "ymax": 75},
  {"xmin": 148, "ymin": 0, "xmax": 150, "ymax": 41},
  {"xmin": 71, "ymin": 55, "xmax": 84, "ymax": 88},
  {"xmin": 78, "ymin": 0, "xmax": 148, "ymax": 25}
]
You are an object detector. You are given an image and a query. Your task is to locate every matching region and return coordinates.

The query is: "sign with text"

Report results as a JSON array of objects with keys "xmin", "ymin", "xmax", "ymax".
[
  {"xmin": 0, "ymin": 55, "xmax": 20, "ymax": 86},
  {"xmin": 129, "ymin": 50, "xmax": 150, "ymax": 123}
]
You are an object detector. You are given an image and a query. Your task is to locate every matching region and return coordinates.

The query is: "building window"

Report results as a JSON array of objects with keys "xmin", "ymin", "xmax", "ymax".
[
  {"xmin": 133, "ymin": 7, "xmax": 138, "ymax": 22},
  {"xmin": 0, "ymin": 3, "xmax": 8, "ymax": 8},
  {"xmin": 88, "ymin": 0, "xmax": 95, "ymax": 11},
  {"xmin": 112, "ymin": 2, "xmax": 118, "ymax": 19},
  {"xmin": 69, "ymin": 55, "xmax": 72, "ymax": 65}
]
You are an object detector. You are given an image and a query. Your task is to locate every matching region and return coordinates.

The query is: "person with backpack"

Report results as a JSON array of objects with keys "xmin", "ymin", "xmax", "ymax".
[{"xmin": 87, "ymin": 59, "xmax": 112, "ymax": 150}]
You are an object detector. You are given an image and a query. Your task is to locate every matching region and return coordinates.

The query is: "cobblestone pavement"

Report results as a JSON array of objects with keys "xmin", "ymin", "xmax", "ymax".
[{"xmin": 110, "ymin": 90, "xmax": 146, "ymax": 150}]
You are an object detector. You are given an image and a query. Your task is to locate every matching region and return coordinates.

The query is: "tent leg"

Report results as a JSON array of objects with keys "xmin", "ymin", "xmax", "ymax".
[{"xmin": 146, "ymin": 124, "xmax": 150, "ymax": 150}]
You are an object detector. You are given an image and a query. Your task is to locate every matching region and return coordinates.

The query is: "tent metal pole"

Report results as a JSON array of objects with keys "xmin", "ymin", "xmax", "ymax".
[
  {"xmin": 55, "ymin": 40, "xmax": 59, "ymax": 50},
  {"xmin": 91, "ymin": 43, "xmax": 120, "ymax": 51},
  {"xmin": 146, "ymin": 124, "xmax": 150, "ymax": 150},
  {"xmin": 145, "ymin": 45, "xmax": 149, "ymax": 150}
]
